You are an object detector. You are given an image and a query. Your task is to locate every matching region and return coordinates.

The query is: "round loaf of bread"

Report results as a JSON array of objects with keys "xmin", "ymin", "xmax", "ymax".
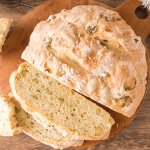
[{"xmin": 22, "ymin": 5, "xmax": 148, "ymax": 117}]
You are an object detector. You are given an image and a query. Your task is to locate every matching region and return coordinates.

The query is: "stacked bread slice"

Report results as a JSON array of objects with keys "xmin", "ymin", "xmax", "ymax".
[
  {"xmin": 11, "ymin": 94, "xmax": 84, "ymax": 149},
  {"xmin": 10, "ymin": 62, "xmax": 114, "ymax": 142}
]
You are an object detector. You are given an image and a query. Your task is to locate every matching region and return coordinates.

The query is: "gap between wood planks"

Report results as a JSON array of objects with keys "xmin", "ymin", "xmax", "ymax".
[{"xmin": 11, "ymin": 0, "xmax": 35, "ymax": 9}]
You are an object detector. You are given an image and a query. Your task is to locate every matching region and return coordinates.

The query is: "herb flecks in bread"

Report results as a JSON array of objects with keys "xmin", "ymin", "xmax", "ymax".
[
  {"xmin": 9, "ymin": 95, "xmax": 84, "ymax": 149},
  {"xmin": 22, "ymin": 5, "xmax": 147, "ymax": 117},
  {"xmin": 10, "ymin": 62, "xmax": 114, "ymax": 140},
  {"xmin": 0, "ymin": 95, "xmax": 22, "ymax": 136}
]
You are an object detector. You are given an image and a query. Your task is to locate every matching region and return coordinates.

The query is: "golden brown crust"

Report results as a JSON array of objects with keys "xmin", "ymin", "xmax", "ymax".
[
  {"xmin": 9, "ymin": 93, "xmax": 84, "ymax": 149},
  {"xmin": 22, "ymin": 5, "xmax": 147, "ymax": 117}
]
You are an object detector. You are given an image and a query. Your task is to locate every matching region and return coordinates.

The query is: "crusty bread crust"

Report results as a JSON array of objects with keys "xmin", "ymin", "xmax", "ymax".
[
  {"xmin": 22, "ymin": 5, "xmax": 148, "ymax": 117},
  {"xmin": 24, "ymin": 130, "xmax": 84, "ymax": 150}
]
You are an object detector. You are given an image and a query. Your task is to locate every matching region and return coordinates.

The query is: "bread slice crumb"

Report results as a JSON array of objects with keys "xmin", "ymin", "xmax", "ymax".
[
  {"xmin": 0, "ymin": 95, "xmax": 22, "ymax": 136},
  {"xmin": 0, "ymin": 18, "xmax": 12, "ymax": 52},
  {"xmin": 10, "ymin": 62, "xmax": 115, "ymax": 140},
  {"xmin": 9, "ymin": 94, "xmax": 84, "ymax": 149}
]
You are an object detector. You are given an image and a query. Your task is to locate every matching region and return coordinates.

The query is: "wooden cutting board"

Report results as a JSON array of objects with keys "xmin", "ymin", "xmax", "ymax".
[{"xmin": 0, "ymin": 0, "xmax": 150, "ymax": 149}]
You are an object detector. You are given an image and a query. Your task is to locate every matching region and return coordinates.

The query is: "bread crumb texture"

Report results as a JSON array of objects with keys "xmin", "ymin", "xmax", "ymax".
[
  {"xmin": 10, "ymin": 62, "xmax": 114, "ymax": 140},
  {"xmin": 0, "ymin": 18, "xmax": 12, "ymax": 52},
  {"xmin": 0, "ymin": 95, "xmax": 22, "ymax": 136},
  {"xmin": 22, "ymin": 5, "xmax": 148, "ymax": 117},
  {"xmin": 13, "ymin": 96, "xmax": 83, "ymax": 149}
]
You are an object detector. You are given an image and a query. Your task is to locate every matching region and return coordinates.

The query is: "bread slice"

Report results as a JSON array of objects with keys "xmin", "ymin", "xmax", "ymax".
[
  {"xmin": 0, "ymin": 18, "xmax": 12, "ymax": 52},
  {"xmin": 8, "ymin": 94, "xmax": 83, "ymax": 149},
  {"xmin": 0, "ymin": 95, "xmax": 22, "ymax": 136},
  {"xmin": 10, "ymin": 62, "xmax": 114, "ymax": 140}
]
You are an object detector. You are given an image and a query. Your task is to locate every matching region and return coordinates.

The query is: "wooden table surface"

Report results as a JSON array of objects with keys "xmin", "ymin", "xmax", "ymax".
[{"xmin": 0, "ymin": 0, "xmax": 150, "ymax": 150}]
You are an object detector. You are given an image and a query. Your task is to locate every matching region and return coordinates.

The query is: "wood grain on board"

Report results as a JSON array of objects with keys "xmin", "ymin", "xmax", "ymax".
[{"xmin": 0, "ymin": 0, "xmax": 150, "ymax": 150}]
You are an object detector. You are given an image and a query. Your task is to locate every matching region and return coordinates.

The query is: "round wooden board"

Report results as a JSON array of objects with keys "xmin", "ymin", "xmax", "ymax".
[{"xmin": 0, "ymin": 0, "xmax": 150, "ymax": 149}]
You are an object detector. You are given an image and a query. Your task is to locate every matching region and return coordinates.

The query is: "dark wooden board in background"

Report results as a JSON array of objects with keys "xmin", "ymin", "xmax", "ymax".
[{"xmin": 0, "ymin": 0, "xmax": 150, "ymax": 150}]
